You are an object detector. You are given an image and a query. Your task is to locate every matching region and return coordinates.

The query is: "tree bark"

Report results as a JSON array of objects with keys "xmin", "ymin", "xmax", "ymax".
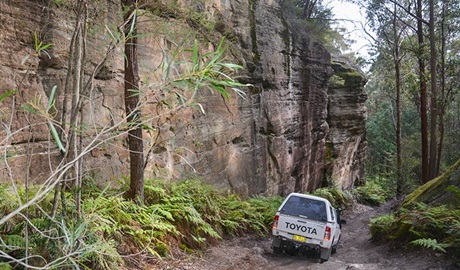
[
  {"xmin": 393, "ymin": 2, "xmax": 403, "ymax": 196},
  {"xmin": 123, "ymin": 0, "xmax": 144, "ymax": 203},
  {"xmin": 436, "ymin": 0, "xmax": 447, "ymax": 176},
  {"xmin": 428, "ymin": 0, "xmax": 438, "ymax": 181},
  {"xmin": 417, "ymin": 0, "xmax": 429, "ymax": 184},
  {"xmin": 51, "ymin": 0, "xmax": 87, "ymax": 217}
]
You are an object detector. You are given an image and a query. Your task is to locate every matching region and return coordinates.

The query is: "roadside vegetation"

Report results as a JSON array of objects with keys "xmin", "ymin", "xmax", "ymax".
[
  {"xmin": 1, "ymin": 0, "xmax": 459, "ymax": 269},
  {"xmin": 0, "ymin": 176, "xmax": 391, "ymax": 269},
  {"xmin": 3, "ymin": 167, "xmax": 456, "ymax": 269},
  {"xmin": 369, "ymin": 160, "xmax": 460, "ymax": 265},
  {"xmin": 370, "ymin": 200, "xmax": 460, "ymax": 254},
  {"xmin": 0, "ymin": 178, "xmax": 283, "ymax": 269}
]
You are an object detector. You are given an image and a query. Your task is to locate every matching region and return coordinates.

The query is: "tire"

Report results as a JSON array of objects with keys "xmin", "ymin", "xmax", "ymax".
[
  {"xmin": 284, "ymin": 245, "xmax": 297, "ymax": 256},
  {"xmin": 319, "ymin": 247, "xmax": 331, "ymax": 263},
  {"xmin": 273, "ymin": 246, "xmax": 283, "ymax": 254}
]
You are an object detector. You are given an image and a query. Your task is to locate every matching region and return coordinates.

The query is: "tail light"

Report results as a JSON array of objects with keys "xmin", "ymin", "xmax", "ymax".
[
  {"xmin": 272, "ymin": 215, "xmax": 279, "ymax": 229},
  {"xmin": 324, "ymin": 226, "xmax": 331, "ymax": 241}
]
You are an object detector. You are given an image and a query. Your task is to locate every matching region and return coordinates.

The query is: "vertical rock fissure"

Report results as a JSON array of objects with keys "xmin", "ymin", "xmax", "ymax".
[{"xmin": 249, "ymin": 0, "xmax": 259, "ymax": 65}]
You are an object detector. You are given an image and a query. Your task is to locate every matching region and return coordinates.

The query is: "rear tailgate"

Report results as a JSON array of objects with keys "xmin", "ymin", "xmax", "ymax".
[{"xmin": 277, "ymin": 214, "xmax": 326, "ymax": 242}]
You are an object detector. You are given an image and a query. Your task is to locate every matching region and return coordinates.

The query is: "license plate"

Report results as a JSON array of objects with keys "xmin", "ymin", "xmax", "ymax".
[{"xmin": 292, "ymin": 235, "xmax": 306, "ymax": 242}]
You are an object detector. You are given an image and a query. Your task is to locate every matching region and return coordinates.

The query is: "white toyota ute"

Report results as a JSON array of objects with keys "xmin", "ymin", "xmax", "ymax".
[{"xmin": 271, "ymin": 192, "xmax": 345, "ymax": 262}]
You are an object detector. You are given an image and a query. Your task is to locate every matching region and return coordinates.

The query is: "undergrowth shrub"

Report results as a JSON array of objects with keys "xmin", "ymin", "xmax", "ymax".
[
  {"xmin": 312, "ymin": 186, "xmax": 352, "ymax": 209},
  {"xmin": 0, "ymin": 184, "xmax": 116, "ymax": 269},
  {"xmin": 354, "ymin": 181, "xmax": 388, "ymax": 206},
  {"xmin": 0, "ymin": 178, "xmax": 282, "ymax": 269},
  {"xmin": 369, "ymin": 202, "xmax": 460, "ymax": 258},
  {"xmin": 141, "ymin": 179, "xmax": 282, "ymax": 247},
  {"xmin": 369, "ymin": 214, "xmax": 397, "ymax": 241}
]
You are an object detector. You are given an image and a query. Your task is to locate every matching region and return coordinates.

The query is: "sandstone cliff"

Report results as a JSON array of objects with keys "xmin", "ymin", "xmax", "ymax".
[{"xmin": 0, "ymin": 0, "xmax": 367, "ymax": 196}]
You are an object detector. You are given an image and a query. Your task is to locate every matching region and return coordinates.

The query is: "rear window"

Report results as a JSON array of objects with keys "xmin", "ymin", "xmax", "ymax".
[{"xmin": 280, "ymin": 196, "xmax": 327, "ymax": 222}]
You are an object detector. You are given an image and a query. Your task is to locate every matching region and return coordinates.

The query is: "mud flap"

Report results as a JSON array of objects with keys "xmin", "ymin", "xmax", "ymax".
[
  {"xmin": 272, "ymin": 237, "xmax": 282, "ymax": 248},
  {"xmin": 272, "ymin": 237, "xmax": 283, "ymax": 254},
  {"xmin": 320, "ymin": 247, "xmax": 331, "ymax": 263},
  {"xmin": 332, "ymin": 237, "xmax": 338, "ymax": 254}
]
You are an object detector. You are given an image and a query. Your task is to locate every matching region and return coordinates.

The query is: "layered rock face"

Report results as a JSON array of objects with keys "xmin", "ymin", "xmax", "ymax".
[
  {"xmin": 0, "ymin": 0, "xmax": 367, "ymax": 196},
  {"xmin": 326, "ymin": 60, "xmax": 368, "ymax": 190}
]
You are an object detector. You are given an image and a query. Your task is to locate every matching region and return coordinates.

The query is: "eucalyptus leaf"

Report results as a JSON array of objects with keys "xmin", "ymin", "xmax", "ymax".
[
  {"xmin": 47, "ymin": 85, "xmax": 57, "ymax": 111},
  {"xmin": 48, "ymin": 120, "xmax": 66, "ymax": 153},
  {"xmin": 0, "ymin": 90, "xmax": 16, "ymax": 103}
]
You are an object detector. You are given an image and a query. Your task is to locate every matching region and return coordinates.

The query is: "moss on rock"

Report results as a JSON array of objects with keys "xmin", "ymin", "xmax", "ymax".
[{"xmin": 402, "ymin": 158, "xmax": 460, "ymax": 208}]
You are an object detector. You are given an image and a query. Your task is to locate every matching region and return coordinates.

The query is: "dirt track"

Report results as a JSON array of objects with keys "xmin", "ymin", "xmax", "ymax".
[{"xmin": 149, "ymin": 201, "xmax": 456, "ymax": 270}]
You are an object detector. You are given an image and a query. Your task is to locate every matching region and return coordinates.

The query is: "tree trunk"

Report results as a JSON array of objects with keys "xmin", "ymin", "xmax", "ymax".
[
  {"xmin": 123, "ymin": 0, "xmax": 144, "ymax": 203},
  {"xmin": 428, "ymin": 0, "xmax": 438, "ymax": 181},
  {"xmin": 51, "ymin": 0, "xmax": 87, "ymax": 217},
  {"xmin": 417, "ymin": 0, "xmax": 429, "ymax": 184},
  {"xmin": 393, "ymin": 2, "xmax": 403, "ymax": 196},
  {"xmin": 436, "ymin": 0, "xmax": 446, "ymax": 175}
]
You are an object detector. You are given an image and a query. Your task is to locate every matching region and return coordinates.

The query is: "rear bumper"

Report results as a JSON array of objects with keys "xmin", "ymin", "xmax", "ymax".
[
  {"xmin": 272, "ymin": 233, "xmax": 332, "ymax": 250},
  {"xmin": 272, "ymin": 235, "xmax": 322, "ymax": 251}
]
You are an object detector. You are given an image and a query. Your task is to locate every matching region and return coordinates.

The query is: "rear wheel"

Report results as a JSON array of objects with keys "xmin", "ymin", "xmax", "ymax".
[{"xmin": 284, "ymin": 245, "xmax": 297, "ymax": 256}]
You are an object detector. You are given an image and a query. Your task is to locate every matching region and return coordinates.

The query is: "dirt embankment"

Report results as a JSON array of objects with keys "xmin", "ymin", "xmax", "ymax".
[{"xmin": 147, "ymin": 201, "xmax": 456, "ymax": 270}]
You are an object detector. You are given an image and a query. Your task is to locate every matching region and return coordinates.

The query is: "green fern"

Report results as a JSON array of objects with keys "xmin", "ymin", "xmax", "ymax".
[
  {"xmin": 369, "ymin": 214, "xmax": 397, "ymax": 241},
  {"xmin": 87, "ymin": 239, "xmax": 124, "ymax": 270},
  {"xmin": 0, "ymin": 263, "xmax": 12, "ymax": 270},
  {"xmin": 0, "ymin": 177, "xmax": 284, "ymax": 268},
  {"xmin": 1, "ymin": 234, "xmax": 25, "ymax": 251},
  {"xmin": 312, "ymin": 188, "xmax": 336, "ymax": 205},
  {"xmin": 410, "ymin": 238, "xmax": 448, "ymax": 253},
  {"xmin": 354, "ymin": 181, "xmax": 387, "ymax": 206},
  {"xmin": 370, "ymin": 200, "xmax": 460, "ymax": 257},
  {"xmin": 310, "ymin": 186, "xmax": 352, "ymax": 209}
]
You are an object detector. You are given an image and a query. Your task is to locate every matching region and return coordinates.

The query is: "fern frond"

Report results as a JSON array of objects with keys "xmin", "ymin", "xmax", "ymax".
[{"xmin": 410, "ymin": 238, "xmax": 448, "ymax": 253}]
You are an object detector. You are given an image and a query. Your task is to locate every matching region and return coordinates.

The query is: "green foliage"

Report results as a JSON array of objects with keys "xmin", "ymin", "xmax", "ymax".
[
  {"xmin": 187, "ymin": 8, "xmax": 216, "ymax": 32},
  {"xmin": 369, "ymin": 202, "xmax": 460, "ymax": 256},
  {"xmin": 281, "ymin": 0, "xmax": 333, "ymax": 31},
  {"xmin": 410, "ymin": 238, "xmax": 448, "ymax": 253},
  {"xmin": 0, "ymin": 90, "xmax": 15, "ymax": 103},
  {"xmin": 365, "ymin": 0, "xmax": 460, "ymax": 183},
  {"xmin": 247, "ymin": 195, "xmax": 284, "ymax": 228},
  {"xmin": 280, "ymin": 0, "xmax": 352, "ymax": 54},
  {"xmin": 33, "ymin": 32, "xmax": 53, "ymax": 58},
  {"xmin": 0, "ymin": 185, "xmax": 19, "ymax": 214},
  {"xmin": 145, "ymin": 1, "xmax": 215, "ymax": 33},
  {"xmin": 312, "ymin": 186, "xmax": 352, "ymax": 209},
  {"xmin": 397, "ymin": 203, "xmax": 460, "ymax": 243},
  {"xmin": 45, "ymin": 85, "xmax": 66, "ymax": 153},
  {"xmin": 402, "ymin": 159, "xmax": 460, "ymax": 208},
  {"xmin": 165, "ymin": 37, "xmax": 249, "ymax": 100},
  {"xmin": 365, "ymin": 97, "xmax": 397, "ymax": 177},
  {"xmin": 142, "ymin": 178, "xmax": 280, "ymax": 243},
  {"xmin": 0, "ymin": 263, "xmax": 12, "ymax": 270},
  {"xmin": 0, "ymin": 183, "xmax": 117, "ymax": 269},
  {"xmin": 369, "ymin": 214, "xmax": 397, "ymax": 242},
  {"xmin": 0, "ymin": 179, "xmax": 281, "ymax": 268},
  {"xmin": 446, "ymin": 185, "xmax": 460, "ymax": 202},
  {"xmin": 354, "ymin": 180, "xmax": 389, "ymax": 206}
]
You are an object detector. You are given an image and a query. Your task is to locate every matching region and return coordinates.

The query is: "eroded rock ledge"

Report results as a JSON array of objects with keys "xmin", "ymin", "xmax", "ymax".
[{"xmin": 0, "ymin": 0, "xmax": 367, "ymax": 196}]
